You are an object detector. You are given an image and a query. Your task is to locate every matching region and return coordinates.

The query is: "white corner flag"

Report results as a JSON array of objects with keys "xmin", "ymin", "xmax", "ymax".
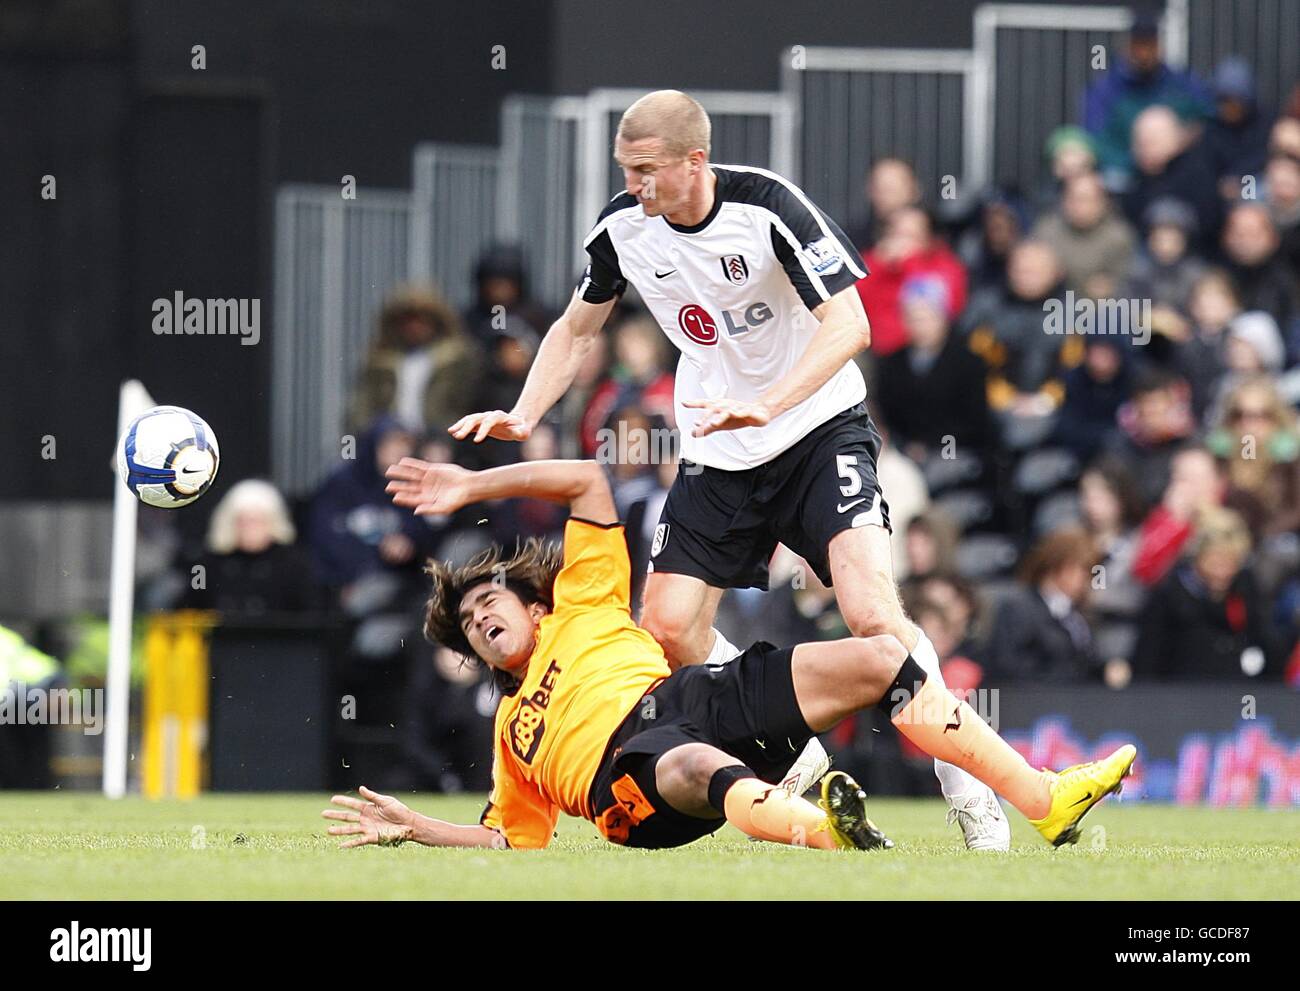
[{"xmin": 103, "ymin": 380, "xmax": 156, "ymax": 799}]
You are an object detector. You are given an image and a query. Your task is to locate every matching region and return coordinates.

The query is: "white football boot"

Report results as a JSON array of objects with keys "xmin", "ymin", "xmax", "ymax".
[{"xmin": 945, "ymin": 785, "xmax": 1011, "ymax": 851}]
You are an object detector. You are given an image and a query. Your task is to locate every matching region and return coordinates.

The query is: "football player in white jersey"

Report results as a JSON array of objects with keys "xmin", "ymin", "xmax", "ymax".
[{"xmin": 450, "ymin": 90, "xmax": 1009, "ymax": 850}]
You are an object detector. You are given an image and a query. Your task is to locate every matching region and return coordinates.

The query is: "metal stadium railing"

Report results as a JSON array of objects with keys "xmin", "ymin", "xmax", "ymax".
[
  {"xmin": 781, "ymin": 46, "xmax": 974, "ymax": 227},
  {"xmin": 271, "ymin": 185, "xmax": 412, "ymax": 496},
  {"xmin": 971, "ymin": 3, "xmax": 1133, "ymax": 191},
  {"xmin": 496, "ymin": 95, "xmax": 588, "ymax": 315},
  {"xmin": 409, "ymin": 143, "xmax": 500, "ymax": 311},
  {"xmin": 1180, "ymin": 0, "xmax": 1300, "ymax": 114}
]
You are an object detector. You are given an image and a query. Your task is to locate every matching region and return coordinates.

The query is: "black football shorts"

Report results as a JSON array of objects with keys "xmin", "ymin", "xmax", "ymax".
[
  {"xmin": 587, "ymin": 640, "xmax": 813, "ymax": 849},
  {"xmin": 649, "ymin": 402, "xmax": 891, "ymax": 589}
]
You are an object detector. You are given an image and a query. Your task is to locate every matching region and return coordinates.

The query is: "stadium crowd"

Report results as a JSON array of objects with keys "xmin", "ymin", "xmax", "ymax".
[{"xmin": 146, "ymin": 18, "xmax": 1300, "ymax": 791}]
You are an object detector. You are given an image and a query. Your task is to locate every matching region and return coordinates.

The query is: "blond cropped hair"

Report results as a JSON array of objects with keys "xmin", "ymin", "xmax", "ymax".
[{"xmin": 617, "ymin": 90, "xmax": 711, "ymax": 158}]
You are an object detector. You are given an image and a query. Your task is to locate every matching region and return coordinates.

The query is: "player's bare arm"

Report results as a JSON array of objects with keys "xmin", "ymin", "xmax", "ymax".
[
  {"xmin": 323, "ymin": 785, "xmax": 504, "ymax": 849},
  {"xmin": 385, "ymin": 456, "xmax": 617, "ymax": 525},
  {"xmin": 683, "ymin": 286, "xmax": 871, "ymax": 438},
  {"xmin": 448, "ymin": 293, "xmax": 616, "ymax": 443},
  {"xmin": 327, "ymin": 460, "xmax": 616, "ymax": 851}
]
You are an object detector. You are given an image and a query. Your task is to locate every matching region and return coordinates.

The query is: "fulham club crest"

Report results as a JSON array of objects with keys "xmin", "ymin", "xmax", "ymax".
[
  {"xmin": 651, "ymin": 523, "xmax": 670, "ymax": 557},
  {"xmin": 720, "ymin": 254, "xmax": 749, "ymax": 286}
]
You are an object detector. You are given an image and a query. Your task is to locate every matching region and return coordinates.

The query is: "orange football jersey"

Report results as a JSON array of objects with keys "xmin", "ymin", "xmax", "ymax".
[{"xmin": 481, "ymin": 518, "xmax": 671, "ymax": 848}]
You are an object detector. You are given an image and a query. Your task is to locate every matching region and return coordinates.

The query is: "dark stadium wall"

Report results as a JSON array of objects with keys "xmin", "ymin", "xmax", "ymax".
[
  {"xmin": 125, "ymin": 91, "xmax": 269, "ymax": 505},
  {"xmin": 129, "ymin": 0, "xmax": 555, "ymax": 187},
  {"xmin": 549, "ymin": 0, "xmax": 1137, "ymax": 92},
  {"xmin": 1, "ymin": 3, "xmax": 133, "ymax": 504},
  {"xmin": 4, "ymin": 0, "xmax": 553, "ymax": 505}
]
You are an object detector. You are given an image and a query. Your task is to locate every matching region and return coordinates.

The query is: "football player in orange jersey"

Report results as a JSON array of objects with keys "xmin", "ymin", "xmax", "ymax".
[{"xmin": 322, "ymin": 457, "xmax": 1134, "ymax": 852}]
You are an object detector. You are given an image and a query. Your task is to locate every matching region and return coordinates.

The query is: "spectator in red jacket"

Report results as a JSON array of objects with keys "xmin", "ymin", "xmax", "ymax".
[
  {"xmin": 1132, "ymin": 445, "xmax": 1227, "ymax": 587},
  {"xmin": 857, "ymin": 206, "xmax": 968, "ymax": 357}
]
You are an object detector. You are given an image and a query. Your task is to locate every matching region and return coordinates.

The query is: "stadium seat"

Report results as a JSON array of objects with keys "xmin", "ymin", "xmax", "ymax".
[
  {"xmin": 977, "ymin": 577, "xmax": 1020, "ymax": 613},
  {"xmin": 1013, "ymin": 447, "xmax": 1080, "ymax": 497},
  {"xmin": 1000, "ymin": 412, "xmax": 1058, "ymax": 452},
  {"xmin": 932, "ymin": 489, "xmax": 995, "ymax": 531},
  {"xmin": 954, "ymin": 533, "xmax": 1021, "ymax": 580},
  {"xmin": 920, "ymin": 452, "xmax": 985, "ymax": 495},
  {"xmin": 1031, "ymin": 490, "xmax": 1082, "ymax": 537}
]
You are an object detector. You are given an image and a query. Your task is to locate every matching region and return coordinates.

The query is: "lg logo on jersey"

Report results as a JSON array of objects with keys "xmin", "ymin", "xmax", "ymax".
[{"xmin": 676, "ymin": 302, "xmax": 773, "ymax": 346}]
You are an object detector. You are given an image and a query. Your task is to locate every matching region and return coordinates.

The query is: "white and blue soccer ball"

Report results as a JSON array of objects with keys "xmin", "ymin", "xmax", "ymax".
[{"xmin": 116, "ymin": 405, "xmax": 220, "ymax": 508}]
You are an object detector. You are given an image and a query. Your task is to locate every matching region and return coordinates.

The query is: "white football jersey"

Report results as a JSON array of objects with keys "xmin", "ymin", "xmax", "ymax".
[{"xmin": 578, "ymin": 164, "xmax": 869, "ymax": 471}]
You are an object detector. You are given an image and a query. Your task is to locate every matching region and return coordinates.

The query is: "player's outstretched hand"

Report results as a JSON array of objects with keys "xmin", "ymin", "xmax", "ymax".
[
  {"xmin": 448, "ymin": 409, "xmax": 532, "ymax": 443},
  {"xmin": 322, "ymin": 785, "xmax": 414, "ymax": 849},
  {"xmin": 681, "ymin": 398, "xmax": 772, "ymax": 438},
  {"xmin": 385, "ymin": 458, "xmax": 473, "ymax": 516}
]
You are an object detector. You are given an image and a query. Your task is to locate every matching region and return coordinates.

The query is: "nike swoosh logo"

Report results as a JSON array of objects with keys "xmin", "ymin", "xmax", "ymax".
[
  {"xmin": 180, "ymin": 466, "xmax": 205, "ymax": 474},
  {"xmin": 1069, "ymin": 792, "xmax": 1094, "ymax": 807},
  {"xmin": 654, "ymin": 269, "xmax": 676, "ymax": 279},
  {"xmin": 837, "ymin": 498, "xmax": 866, "ymax": 513}
]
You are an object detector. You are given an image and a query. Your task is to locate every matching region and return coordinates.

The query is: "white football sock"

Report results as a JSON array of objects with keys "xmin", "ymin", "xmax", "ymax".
[
  {"xmin": 782, "ymin": 735, "xmax": 832, "ymax": 797},
  {"xmin": 704, "ymin": 628, "xmax": 742, "ymax": 665},
  {"xmin": 910, "ymin": 629, "xmax": 988, "ymax": 803}
]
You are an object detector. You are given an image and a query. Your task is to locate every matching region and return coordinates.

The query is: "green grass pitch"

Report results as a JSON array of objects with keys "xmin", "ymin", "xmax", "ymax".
[{"xmin": 1, "ymin": 792, "xmax": 1297, "ymax": 900}]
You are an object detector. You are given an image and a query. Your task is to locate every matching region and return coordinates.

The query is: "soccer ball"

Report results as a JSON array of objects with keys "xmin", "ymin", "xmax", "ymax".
[{"xmin": 116, "ymin": 405, "xmax": 221, "ymax": 508}]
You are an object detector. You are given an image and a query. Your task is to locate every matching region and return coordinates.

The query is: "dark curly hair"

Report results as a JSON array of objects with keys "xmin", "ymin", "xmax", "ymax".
[{"xmin": 423, "ymin": 538, "xmax": 564, "ymax": 695}]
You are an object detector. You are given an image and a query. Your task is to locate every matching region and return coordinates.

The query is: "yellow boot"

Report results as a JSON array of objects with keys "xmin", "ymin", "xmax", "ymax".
[
  {"xmin": 818, "ymin": 771, "xmax": 894, "ymax": 850},
  {"xmin": 1029, "ymin": 744, "xmax": 1137, "ymax": 847}
]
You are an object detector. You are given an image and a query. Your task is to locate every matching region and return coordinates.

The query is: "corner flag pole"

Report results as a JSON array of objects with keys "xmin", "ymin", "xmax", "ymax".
[{"xmin": 103, "ymin": 379, "xmax": 155, "ymax": 798}]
